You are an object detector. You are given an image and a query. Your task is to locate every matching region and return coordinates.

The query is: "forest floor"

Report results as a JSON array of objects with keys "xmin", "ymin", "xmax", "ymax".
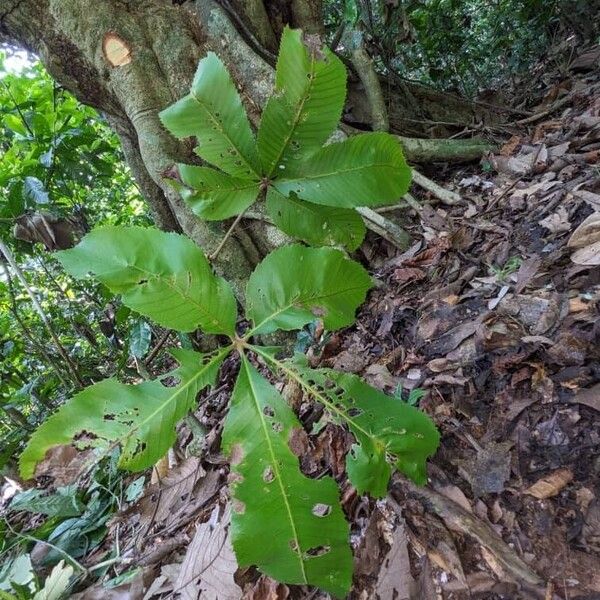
[{"xmin": 4, "ymin": 45, "xmax": 600, "ymax": 600}]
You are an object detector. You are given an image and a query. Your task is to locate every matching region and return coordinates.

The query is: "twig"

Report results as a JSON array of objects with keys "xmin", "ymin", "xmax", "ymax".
[
  {"xmin": 411, "ymin": 169, "xmax": 462, "ymax": 205},
  {"xmin": 0, "ymin": 237, "xmax": 84, "ymax": 387},
  {"xmin": 145, "ymin": 329, "xmax": 172, "ymax": 367},
  {"xmin": 208, "ymin": 209, "xmax": 247, "ymax": 261},
  {"xmin": 356, "ymin": 207, "xmax": 410, "ymax": 249},
  {"xmin": 395, "ymin": 477, "xmax": 544, "ymax": 587},
  {"xmin": 514, "ymin": 93, "xmax": 573, "ymax": 126}
]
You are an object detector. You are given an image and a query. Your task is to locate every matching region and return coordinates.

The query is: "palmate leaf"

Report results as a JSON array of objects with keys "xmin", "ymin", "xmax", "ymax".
[
  {"xmin": 223, "ymin": 356, "xmax": 352, "ymax": 597},
  {"xmin": 177, "ymin": 164, "xmax": 260, "ymax": 220},
  {"xmin": 159, "ymin": 53, "xmax": 261, "ymax": 179},
  {"xmin": 266, "ymin": 188, "xmax": 366, "ymax": 250},
  {"xmin": 253, "ymin": 349, "xmax": 439, "ymax": 496},
  {"xmin": 19, "ymin": 348, "xmax": 227, "ymax": 479},
  {"xmin": 245, "ymin": 244, "xmax": 372, "ymax": 335},
  {"xmin": 275, "ymin": 133, "xmax": 411, "ymax": 208},
  {"xmin": 257, "ymin": 27, "xmax": 347, "ymax": 176},
  {"xmin": 57, "ymin": 226, "xmax": 237, "ymax": 335}
]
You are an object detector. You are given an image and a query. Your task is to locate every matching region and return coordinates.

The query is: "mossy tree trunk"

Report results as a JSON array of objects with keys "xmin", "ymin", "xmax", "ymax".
[{"xmin": 0, "ymin": 0, "xmax": 491, "ymax": 291}]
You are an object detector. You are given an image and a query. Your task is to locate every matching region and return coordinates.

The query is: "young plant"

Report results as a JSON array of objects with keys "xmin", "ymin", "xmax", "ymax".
[
  {"xmin": 20, "ymin": 226, "xmax": 439, "ymax": 596},
  {"xmin": 159, "ymin": 27, "xmax": 411, "ymax": 250}
]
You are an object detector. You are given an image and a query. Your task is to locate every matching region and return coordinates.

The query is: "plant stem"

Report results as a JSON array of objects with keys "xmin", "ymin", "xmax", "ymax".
[
  {"xmin": 0, "ymin": 237, "xmax": 84, "ymax": 387},
  {"xmin": 208, "ymin": 209, "xmax": 248, "ymax": 262}
]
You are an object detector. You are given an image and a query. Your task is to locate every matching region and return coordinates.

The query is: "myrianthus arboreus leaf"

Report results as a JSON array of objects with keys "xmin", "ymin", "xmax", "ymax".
[
  {"xmin": 159, "ymin": 52, "xmax": 261, "ymax": 179},
  {"xmin": 222, "ymin": 356, "xmax": 352, "ymax": 596},
  {"xmin": 253, "ymin": 350, "xmax": 439, "ymax": 495},
  {"xmin": 177, "ymin": 164, "xmax": 260, "ymax": 220},
  {"xmin": 257, "ymin": 27, "xmax": 347, "ymax": 176},
  {"xmin": 275, "ymin": 132, "xmax": 411, "ymax": 208},
  {"xmin": 57, "ymin": 226, "xmax": 237, "ymax": 335},
  {"xmin": 19, "ymin": 348, "xmax": 227, "ymax": 479},
  {"xmin": 266, "ymin": 188, "xmax": 366, "ymax": 250},
  {"xmin": 245, "ymin": 244, "xmax": 372, "ymax": 335}
]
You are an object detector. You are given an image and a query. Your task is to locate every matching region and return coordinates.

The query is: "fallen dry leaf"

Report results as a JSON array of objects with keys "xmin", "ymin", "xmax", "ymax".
[
  {"xmin": 568, "ymin": 213, "xmax": 600, "ymax": 249},
  {"xmin": 33, "ymin": 444, "xmax": 94, "ymax": 486},
  {"xmin": 174, "ymin": 506, "xmax": 241, "ymax": 600},
  {"xmin": 525, "ymin": 468, "xmax": 574, "ymax": 499},
  {"xmin": 375, "ymin": 519, "xmax": 416, "ymax": 600},
  {"xmin": 243, "ymin": 575, "xmax": 289, "ymax": 600},
  {"xmin": 126, "ymin": 457, "xmax": 220, "ymax": 529},
  {"xmin": 571, "ymin": 240, "xmax": 600, "ymax": 265},
  {"xmin": 569, "ymin": 383, "xmax": 600, "ymax": 412},
  {"xmin": 539, "ymin": 206, "xmax": 571, "ymax": 233}
]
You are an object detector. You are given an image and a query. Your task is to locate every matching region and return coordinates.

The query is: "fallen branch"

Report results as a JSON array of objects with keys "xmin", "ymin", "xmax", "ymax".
[
  {"xmin": 356, "ymin": 207, "xmax": 411, "ymax": 249},
  {"xmin": 395, "ymin": 478, "xmax": 544, "ymax": 588},
  {"xmin": 411, "ymin": 169, "xmax": 462, "ymax": 205},
  {"xmin": 399, "ymin": 136, "xmax": 494, "ymax": 163}
]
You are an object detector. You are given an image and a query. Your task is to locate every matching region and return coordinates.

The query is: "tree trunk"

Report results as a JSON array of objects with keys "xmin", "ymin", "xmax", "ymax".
[{"xmin": 0, "ymin": 0, "xmax": 490, "ymax": 293}]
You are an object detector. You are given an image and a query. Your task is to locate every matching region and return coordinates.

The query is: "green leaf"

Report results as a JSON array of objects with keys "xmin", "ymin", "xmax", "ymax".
[
  {"xmin": 275, "ymin": 132, "xmax": 411, "ymax": 208},
  {"xmin": 256, "ymin": 353, "xmax": 439, "ymax": 495},
  {"xmin": 19, "ymin": 348, "xmax": 227, "ymax": 479},
  {"xmin": 9, "ymin": 486, "xmax": 83, "ymax": 517},
  {"xmin": 246, "ymin": 244, "xmax": 372, "ymax": 335},
  {"xmin": 266, "ymin": 188, "xmax": 365, "ymax": 250},
  {"xmin": 128, "ymin": 319, "xmax": 152, "ymax": 359},
  {"xmin": 23, "ymin": 176, "xmax": 49, "ymax": 205},
  {"xmin": 177, "ymin": 164, "xmax": 259, "ymax": 220},
  {"xmin": 57, "ymin": 226, "xmax": 237, "ymax": 335},
  {"xmin": 33, "ymin": 560, "xmax": 74, "ymax": 600},
  {"xmin": 257, "ymin": 27, "xmax": 347, "ymax": 176},
  {"xmin": 159, "ymin": 53, "xmax": 261, "ymax": 179},
  {"xmin": 3, "ymin": 114, "xmax": 28, "ymax": 136},
  {"xmin": 222, "ymin": 356, "xmax": 352, "ymax": 596}
]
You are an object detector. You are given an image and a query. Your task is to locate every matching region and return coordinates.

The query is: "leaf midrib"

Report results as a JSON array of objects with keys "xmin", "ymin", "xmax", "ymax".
[
  {"xmin": 275, "ymin": 161, "xmax": 401, "ymax": 186},
  {"xmin": 128, "ymin": 264, "xmax": 232, "ymax": 334},
  {"xmin": 189, "ymin": 90, "xmax": 260, "ymax": 179},
  {"xmin": 242, "ymin": 356, "xmax": 308, "ymax": 583},
  {"xmin": 122, "ymin": 348, "xmax": 229, "ymax": 457},
  {"xmin": 263, "ymin": 56, "xmax": 317, "ymax": 177},
  {"xmin": 253, "ymin": 346, "xmax": 380, "ymax": 451}
]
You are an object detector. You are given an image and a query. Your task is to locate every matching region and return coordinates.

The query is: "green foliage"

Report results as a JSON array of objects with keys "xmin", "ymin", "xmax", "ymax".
[
  {"xmin": 246, "ymin": 244, "xmax": 372, "ymax": 335},
  {"xmin": 16, "ymin": 26, "xmax": 435, "ymax": 596},
  {"xmin": 160, "ymin": 27, "xmax": 411, "ymax": 250},
  {"xmin": 328, "ymin": 0, "xmax": 564, "ymax": 96},
  {"xmin": 19, "ymin": 348, "xmax": 225, "ymax": 478},
  {"xmin": 223, "ymin": 357, "xmax": 352, "ymax": 595},
  {"xmin": 22, "ymin": 226, "xmax": 439, "ymax": 595},
  {"xmin": 56, "ymin": 226, "xmax": 237, "ymax": 335}
]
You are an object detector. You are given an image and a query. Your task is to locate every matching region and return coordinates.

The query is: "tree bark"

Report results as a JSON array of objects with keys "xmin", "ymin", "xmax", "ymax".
[{"xmin": 0, "ymin": 0, "xmax": 491, "ymax": 294}]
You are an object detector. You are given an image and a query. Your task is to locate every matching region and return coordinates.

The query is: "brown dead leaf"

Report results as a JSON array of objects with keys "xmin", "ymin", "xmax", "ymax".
[
  {"xmin": 375, "ymin": 519, "xmax": 416, "ymax": 600},
  {"xmin": 539, "ymin": 206, "xmax": 571, "ymax": 233},
  {"xmin": 34, "ymin": 445, "xmax": 94, "ymax": 486},
  {"xmin": 568, "ymin": 213, "xmax": 600, "ymax": 249},
  {"xmin": 331, "ymin": 349, "xmax": 367, "ymax": 373},
  {"xmin": 175, "ymin": 506, "xmax": 241, "ymax": 600},
  {"xmin": 242, "ymin": 576, "xmax": 289, "ymax": 600},
  {"xmin": 569, "ymin": 383, "xmax": 600, "ymax": 412},
  {"xmin": 525, "ymin": 468, "xmax": 573, "ymax": 499},
  {"xmin": 571, "ymin": 240, "xmax": 600, "ymax": 265},
  {"xmin": 393, "ymin": 267, "xmax": 426, "ymax": 284},
  {"xmin": 126, "ymin": 457, "xmax": 220, "ymax": 529},
  {"xmin": 364, "ymin": 364, "xmax": 397, "ymax": 391}
]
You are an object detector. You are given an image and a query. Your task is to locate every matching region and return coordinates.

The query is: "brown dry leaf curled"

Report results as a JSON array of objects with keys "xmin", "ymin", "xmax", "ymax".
[{"xmin": 525, "ymin": 468, "xmax": 574, "ymax": 499}]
